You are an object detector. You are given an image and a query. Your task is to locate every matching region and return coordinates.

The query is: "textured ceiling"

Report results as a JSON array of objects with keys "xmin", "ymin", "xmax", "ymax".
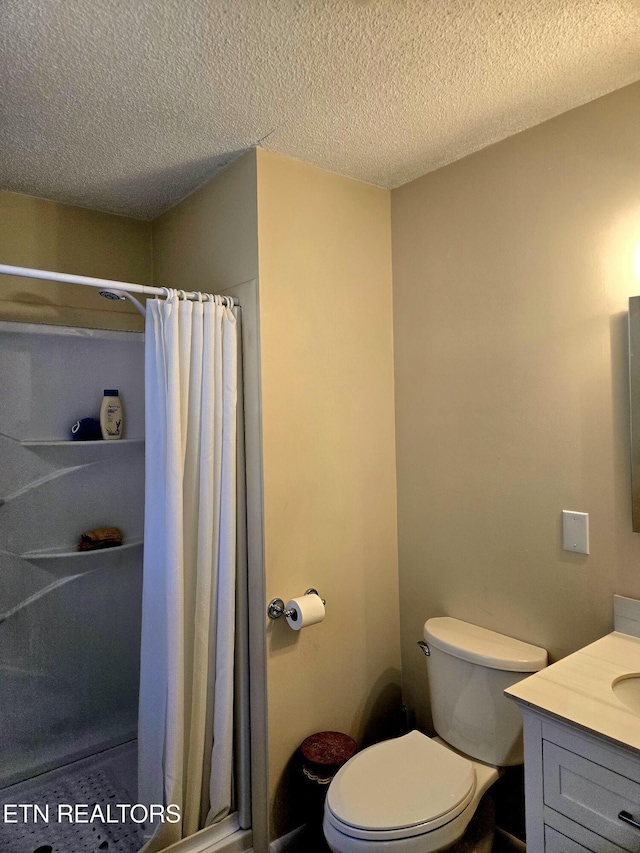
[{"xmin": 1, "ymin": 0, "xmax": 640, "ymax": 220}]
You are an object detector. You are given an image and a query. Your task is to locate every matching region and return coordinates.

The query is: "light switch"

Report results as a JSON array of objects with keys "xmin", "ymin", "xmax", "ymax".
[{"xmin": 562, "ymin": 510, "xmax": 589, "ymax": 555}]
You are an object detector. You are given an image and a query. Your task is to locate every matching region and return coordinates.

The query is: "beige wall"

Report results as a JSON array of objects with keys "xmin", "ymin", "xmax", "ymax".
[
  {"xmin": 153, "ymin": 148, "xmax": 401, "ymax": 840},
  {"xmin": 152, "ymin": 151, "xmax": 259, "ymax": 290},
  {"xmin": 0, "ymin": 190, "xmax": 151, "ymax": 330},
  {"xmin": 256, "ymin": 149, "xmax": 400, "ymax": 837},
  {"xmin": 392, "ymin": 81, "xmax": 640, "ymax": 731}
]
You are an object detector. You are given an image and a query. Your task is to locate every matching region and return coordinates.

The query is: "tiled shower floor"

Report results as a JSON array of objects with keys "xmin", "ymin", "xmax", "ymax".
[{"xmin": 0, "ymin": 742, "xmax": 144, "ymax": 853}]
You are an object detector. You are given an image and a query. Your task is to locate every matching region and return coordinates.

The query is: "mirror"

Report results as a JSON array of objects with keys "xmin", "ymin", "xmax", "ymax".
[{"xmin": 629, "ymin": 296, "xmax": 640, "ymax": 531}]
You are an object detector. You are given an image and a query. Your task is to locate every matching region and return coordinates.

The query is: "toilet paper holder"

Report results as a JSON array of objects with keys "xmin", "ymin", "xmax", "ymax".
[{"xmin": 267, "ymin": 588, "xmax": 326, "ymax": 620}]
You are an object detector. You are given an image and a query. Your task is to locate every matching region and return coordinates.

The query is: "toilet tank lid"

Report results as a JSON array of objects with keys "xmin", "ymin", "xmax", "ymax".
[{"xmin": 424, "ymin": 617, "xmax": 547, "ymax": 672}]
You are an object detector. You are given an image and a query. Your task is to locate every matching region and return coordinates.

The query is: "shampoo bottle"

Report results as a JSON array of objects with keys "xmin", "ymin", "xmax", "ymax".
[{"xmin": 100, "ymin": 390, "xmax": 123, "ymax": 440}]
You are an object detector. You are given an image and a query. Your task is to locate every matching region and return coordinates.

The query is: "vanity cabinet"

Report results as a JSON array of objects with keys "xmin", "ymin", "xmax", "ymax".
[{"xmin": 519, "ymin": 708, "xmax": 640, "ymax": 853}]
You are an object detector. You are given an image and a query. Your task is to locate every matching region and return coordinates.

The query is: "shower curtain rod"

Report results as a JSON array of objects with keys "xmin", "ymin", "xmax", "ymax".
[{"xmin": 0, "ymin": 264, "xmax": 239, "ymax": 306}]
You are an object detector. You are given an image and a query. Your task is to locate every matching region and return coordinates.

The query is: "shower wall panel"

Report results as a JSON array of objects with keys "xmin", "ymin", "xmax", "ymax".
[{"xmin": 0, "ymin": 321, "xmax": 144, "ymax": 788}]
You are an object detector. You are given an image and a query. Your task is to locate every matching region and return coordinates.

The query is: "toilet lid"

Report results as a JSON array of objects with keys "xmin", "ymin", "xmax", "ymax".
[{"xmin": 326, "ymin": 731, "xmax": 475, "ymax": 833}]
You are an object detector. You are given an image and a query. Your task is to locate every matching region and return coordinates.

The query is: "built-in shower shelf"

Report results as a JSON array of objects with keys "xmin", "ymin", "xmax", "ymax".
[
  {"xmin": 22, "ymin": 537, "xmax": 143, "ymax": 566},
  {"xmin": 19, "ymin": 437, "xmax": 144, "ymax": 465},
  {"xmin": 20, "ymin": 437, "xmax": 144, "ymax": 447}
]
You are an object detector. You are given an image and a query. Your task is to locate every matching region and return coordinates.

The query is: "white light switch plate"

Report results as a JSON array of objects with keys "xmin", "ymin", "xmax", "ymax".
[{"xmin": 562, "ymin": 510, "xmax": 589, "ymax": 555}]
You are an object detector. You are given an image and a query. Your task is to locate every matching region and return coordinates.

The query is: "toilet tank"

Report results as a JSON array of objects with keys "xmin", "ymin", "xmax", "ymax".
[{"xmin": 424, "ymin": 617, "xmax": 547, "ymax": 766}]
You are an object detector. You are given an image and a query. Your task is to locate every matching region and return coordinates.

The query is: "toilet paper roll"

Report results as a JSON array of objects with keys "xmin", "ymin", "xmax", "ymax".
[{"xmin": 285, "ymin": 593, "xmax": 325, "ymax": 630}]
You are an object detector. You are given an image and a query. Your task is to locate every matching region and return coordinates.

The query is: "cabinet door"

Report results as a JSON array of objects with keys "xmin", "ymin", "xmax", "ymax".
[
  {"xmin": 543, "ymin": 741, "xmax": 640, "ymax": 850},
  {"xmin": 545, "ymin": 826, "xmax": 594, "ymax": 853}
]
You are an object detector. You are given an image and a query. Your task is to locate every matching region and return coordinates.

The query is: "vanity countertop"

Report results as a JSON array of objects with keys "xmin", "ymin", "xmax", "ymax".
[{"xmin": 505, "ymin": 630, "xmax": 640, "ymax": 754}]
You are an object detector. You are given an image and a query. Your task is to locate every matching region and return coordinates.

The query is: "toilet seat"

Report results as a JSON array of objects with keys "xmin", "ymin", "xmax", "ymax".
[{"xmin": 325, "ymin": 731, "xmax": 476, "ymax": 842}]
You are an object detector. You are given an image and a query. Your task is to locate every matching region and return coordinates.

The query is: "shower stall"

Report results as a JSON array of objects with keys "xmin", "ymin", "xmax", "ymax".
[
  {"xmin": 0, "ymin": 321, "xmax": 146, "ymax": 852},
  {"xmin": 0, "ymin": 267, "xmax": 266, "ymax": 853}
]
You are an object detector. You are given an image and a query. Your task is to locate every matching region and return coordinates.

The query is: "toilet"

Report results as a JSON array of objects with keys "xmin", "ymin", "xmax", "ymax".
[{"xmin": 323, "ymin": 617, "xmax": 547, "ymax": 853}]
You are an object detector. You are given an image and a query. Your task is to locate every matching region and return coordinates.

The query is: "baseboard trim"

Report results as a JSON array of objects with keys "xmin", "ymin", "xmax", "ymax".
[
  {"xmin": 494, "ymin": 826, "xmax": 527, "ymax": 852},
  {"xmin": 268, "ymin": 824, "xmax": 306, "ymax": 852}
]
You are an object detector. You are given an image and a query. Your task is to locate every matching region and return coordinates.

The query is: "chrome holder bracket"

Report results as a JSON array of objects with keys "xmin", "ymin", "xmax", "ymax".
[{"xmin": 267, "ymin": 588, "xmax": 326, "ymax": 620}]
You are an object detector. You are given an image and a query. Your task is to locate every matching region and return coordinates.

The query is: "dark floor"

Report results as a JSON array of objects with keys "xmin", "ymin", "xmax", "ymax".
[
  {"xmin": 295, "ymin": 821, "xmax": 331, "ymax": 852},
  {"xmin": 287, "ymin": 823, "xmax": 525, "ymax": 853}
]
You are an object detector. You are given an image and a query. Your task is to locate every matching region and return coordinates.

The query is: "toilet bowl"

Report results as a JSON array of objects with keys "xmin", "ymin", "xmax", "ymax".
[
  {"xmin": 322, "ymin": 731, "xmax": 499, "ymax": 853},
  {"xmin": 323, "ymin": 617, "xmax": 547, "ymax": 853}
]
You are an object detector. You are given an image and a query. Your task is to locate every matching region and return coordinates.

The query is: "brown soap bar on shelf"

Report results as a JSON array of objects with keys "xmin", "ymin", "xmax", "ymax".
[{"xmin": 78, "ymin": 526, "xmax": 124, "ymax": 551}]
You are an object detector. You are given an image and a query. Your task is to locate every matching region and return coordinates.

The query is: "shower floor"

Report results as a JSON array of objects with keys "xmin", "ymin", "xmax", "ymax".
[{"xmin": 0, "ymin": 741, "xmax": 145, "ymax": 853}]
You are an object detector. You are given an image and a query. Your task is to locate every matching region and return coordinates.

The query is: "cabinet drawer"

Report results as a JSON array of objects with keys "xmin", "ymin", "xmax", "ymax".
[
  {"xmin": 543, "ymin": 741, "xmax": 640, "ymax": 851},
  {"xmin": 545, "ymin": 825, "xmax": 594, "ymax": 853},
  {"xmin": 545, "ymin": 810, "xmax": 629, "ymax": 853}
]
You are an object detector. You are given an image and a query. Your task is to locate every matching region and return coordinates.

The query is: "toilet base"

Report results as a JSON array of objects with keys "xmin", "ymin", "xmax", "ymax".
[
  {"xmin": 323, "ymin": 792, "xmax": 495, "ymax": 853},
  {"xmin": 442, "ymin": 793, "xmax": 494, "ymax": 853}
]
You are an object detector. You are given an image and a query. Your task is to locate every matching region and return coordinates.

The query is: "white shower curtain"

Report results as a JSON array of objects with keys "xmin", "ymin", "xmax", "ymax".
[{"xmin": 138, "ymin": 291, "xmax": 238, "ymax": 851}]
